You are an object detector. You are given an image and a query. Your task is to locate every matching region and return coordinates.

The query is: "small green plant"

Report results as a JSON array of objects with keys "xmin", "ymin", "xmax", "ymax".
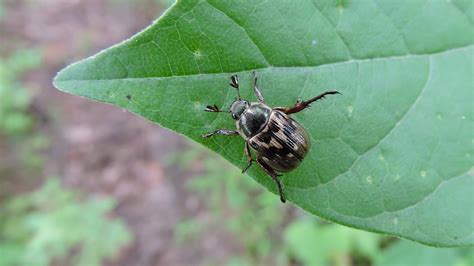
[
  {"xmin": 0, "ymin": 50, "xmax": 48, "ymax": 171},
  {"xmin": 0, "ymin": 179, "xmax": 132, "ymax": 266},
  {"xmin": 0, "ymin": 0, "xmax": 4, "ymax": 20},
  {"xmin": 0, "ymin": 46, "xmax": 132, "ymax": 266},
  {"xmin": 374, "ymin": 240, "xmax": 473, "ymax": 266},
  {"xmin": 284, "ymin": 219, "xmax": 474, "ymax": 266},
  {"xmin": 0, "ymin": 50, "xmax": 41, "ymax": 135},
  {"xmin": 170, "ymin": 142, "xmax": 289, "ymax": 265},
  {"xmin": 284, "ymin": 219, "xmax": 382, "ymax": 266}
]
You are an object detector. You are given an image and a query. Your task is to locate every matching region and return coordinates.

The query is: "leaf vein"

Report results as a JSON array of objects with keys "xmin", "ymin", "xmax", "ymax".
[{"xmin": 204, "ymin": 0, "xmax": 271, "ymax": 67}]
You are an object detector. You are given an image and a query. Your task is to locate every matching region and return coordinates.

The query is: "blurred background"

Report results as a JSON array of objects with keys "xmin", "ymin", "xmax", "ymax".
[{"xmin": 0, "ymin": 1, "xmax": 472, "ymax": 266}]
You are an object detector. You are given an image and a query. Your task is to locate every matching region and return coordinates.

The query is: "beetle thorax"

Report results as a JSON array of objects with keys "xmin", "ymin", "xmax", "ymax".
[{"xmin": 236, "ymin": 103, "xmax": 272, "ymax": 139}]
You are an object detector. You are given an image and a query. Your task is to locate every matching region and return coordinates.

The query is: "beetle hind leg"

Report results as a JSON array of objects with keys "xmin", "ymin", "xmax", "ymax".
[
  {"xmin": 278, "ymin": 91, "xmax": 341, "ymax": 115},
  {"xmin": 256, "ymin": 158, "xmax": 286, "ymax": 203}
]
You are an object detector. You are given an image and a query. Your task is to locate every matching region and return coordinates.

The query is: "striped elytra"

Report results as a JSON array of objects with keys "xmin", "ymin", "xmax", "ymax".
[{"xmin": 247, "ymin": 109, "xmax": 310, "ymax": 172}]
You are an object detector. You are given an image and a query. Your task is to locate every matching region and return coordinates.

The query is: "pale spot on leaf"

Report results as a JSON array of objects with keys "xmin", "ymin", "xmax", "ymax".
[
  {"xmin": 337, "ymin": 4, "xmax": 344, "ymax": 15},
  {"xmin": 347, "ymin": 105, "xmax": 353, "ymax": 116},
  {"xmin": 366, "ymin": 175, "xmax": 373, "ymax": 184}
]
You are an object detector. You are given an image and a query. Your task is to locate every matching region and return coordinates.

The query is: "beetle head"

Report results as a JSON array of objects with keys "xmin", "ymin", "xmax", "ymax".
[{"xmin": 230, "ymin": 100, "xmax": 249, "ymax": 120}]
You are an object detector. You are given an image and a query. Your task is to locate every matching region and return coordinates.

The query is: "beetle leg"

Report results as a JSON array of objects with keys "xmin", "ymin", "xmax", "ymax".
[
  {"xmin": 201, "ymin": 129, "xmax": 239, "ymax": 138},
  {"xmin": 252, "ymin": 71, "xmax": 265, "ymax": 103},
  {"xmin": 242, "ymin": 142, "xmax": 254, "ymax": 173},
  {"xmin": 278, "ymin": 91, "xmax": 341, "ymax": 115},
  {"xmin": 256, "ymin": 158, "xmax": 286, "ymax": 203},
  {"xmin": 230, "ymin": 75, "xmax": 242, "ymax": 100}
]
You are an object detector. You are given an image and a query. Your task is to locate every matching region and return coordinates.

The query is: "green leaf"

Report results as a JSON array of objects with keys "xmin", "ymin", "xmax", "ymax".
[
  {"xmin": 0, "ymin": 179, "xmax": 132, "ymax": 266},
  {"xmin": 53, "ymin": 0, "xmax": 474, "ymax": 247}
]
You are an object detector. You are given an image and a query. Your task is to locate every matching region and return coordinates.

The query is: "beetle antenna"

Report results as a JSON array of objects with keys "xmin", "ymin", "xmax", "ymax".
[{"xmin": 229, "ymin": 75, "xmax": 241, "ymax": 100}]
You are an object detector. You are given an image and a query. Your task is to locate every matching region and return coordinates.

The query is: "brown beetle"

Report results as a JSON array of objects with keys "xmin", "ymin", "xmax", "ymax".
[{"xmin": 202, "ymin": 72, "xmax": 340, "ymax": 203}]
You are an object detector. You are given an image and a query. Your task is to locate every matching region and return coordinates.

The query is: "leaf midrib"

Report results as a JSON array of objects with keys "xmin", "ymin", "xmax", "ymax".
[{"xmin": 55, "ymin": 45, "xmax": 472, "ymax": 84}]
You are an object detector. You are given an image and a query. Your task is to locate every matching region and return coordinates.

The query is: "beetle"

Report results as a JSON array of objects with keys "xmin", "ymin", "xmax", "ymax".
[{"xmin": 202, "ymin": 72, "xmax": 340, "ymax": 203}]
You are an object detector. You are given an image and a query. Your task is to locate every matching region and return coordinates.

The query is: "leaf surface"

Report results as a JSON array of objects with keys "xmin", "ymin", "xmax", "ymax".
[{"xmin": 53, "ymin": 0, "xmax": 474, "ymax": 246}]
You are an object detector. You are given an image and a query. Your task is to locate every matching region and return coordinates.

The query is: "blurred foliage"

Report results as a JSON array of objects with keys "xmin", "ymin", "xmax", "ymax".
[
  {"xmin": 374, "ymin": 240, "xmax": 473, "ymax": 266},
  {"xmin": 1, "ymin": 13, "xmax": 132, "ymax": 266},
  {"xmin": 171, "ymin": 142, "xmax": 474, "ymax": 266},
  {"xmin": 0, "ymin": 50, "xmax": 40, "ymax": 135},
  {"xmin": 286, "ymin": 219, "xmax": 474, "ymax": 266},
  {"xmin": 169, "ymin": 142, "xmax": 288, "ymax": 265},
  {"xmin": 0, "ymin": 49, "xmax": 49, "ymax": 171},
  {"xmin": 284, "ymin": 219, "xmax": 380, "ymax": 266},
  {"xmin": 0, "ymin": 179, "xmax": 132, "ymax": 266},
  {"xmin": 0, "ymin": 0, "xmax": 4, "ymax": 20}
]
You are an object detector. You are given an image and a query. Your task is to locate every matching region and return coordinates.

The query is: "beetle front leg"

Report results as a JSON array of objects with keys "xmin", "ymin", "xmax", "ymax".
[
  {"xmin": 277, "ymin": 91, "xmax": 341, "ymax": 115},
  {"xmin": 201, "ymin": 129, "xmax": 239, "ymax": 138},
  {"xmin": 204, "ymin": 104, "xmax": 229, "ymax": 113},
  {"xmin": 252, "ymin": 71, "xmax": 265, "ymax": 103},
  {"xmin": 242, "ymin": 142, "xmax": 253, "ymax": 173},
  {"xmin": 256, "ymin": 158, "xmax": 286, "ymax": 203}
]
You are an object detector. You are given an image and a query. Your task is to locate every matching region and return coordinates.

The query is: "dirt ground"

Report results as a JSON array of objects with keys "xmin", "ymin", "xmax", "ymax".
[{"xmin": 1, "ymin": 1, "xmax": 241, "ymax": 265}]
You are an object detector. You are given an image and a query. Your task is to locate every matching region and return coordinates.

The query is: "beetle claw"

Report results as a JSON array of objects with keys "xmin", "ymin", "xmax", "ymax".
[
  {"xmin": 242, "ymin": 160, "xmax": 253, "ymax": 173},
  {"xmin": 205, "ymin": 104, "xmax": 220, "ymax": 112},
  {"xmin": 201, "ymin": 132, "xmax": 213, "ymax": 138}
]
